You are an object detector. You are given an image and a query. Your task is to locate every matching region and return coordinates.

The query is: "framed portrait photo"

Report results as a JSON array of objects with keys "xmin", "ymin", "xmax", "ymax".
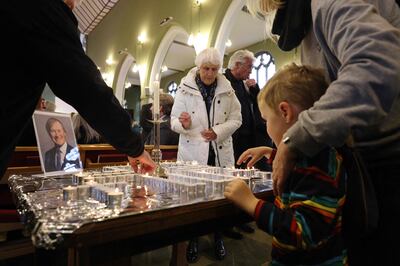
[{"xmin": 32, "ymin": 111, "xmax": 82, "ymax": 176}]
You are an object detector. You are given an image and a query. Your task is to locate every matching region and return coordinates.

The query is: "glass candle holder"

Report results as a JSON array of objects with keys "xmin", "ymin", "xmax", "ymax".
[
  {"xmin": 105, "ymin": 175, "xmax": 116, "ymax": 183},
  {"xmin": 107, "ymin": 191, "xmax": 123, "ymax": 209},
  {"xmin": 83, "ymin": 176, "xmax": 95, "ymax": 184},
  {"xmin": 72, "ymin": 172, "xmax": 87, "ymax": 185},
  {"xmin": 62, "ymin": 186, "xmax": 78, "ymax": 201},
  {"xmin": 116, "ymin": 175, "xmax": 127, "ymax": 183},
  {"xmin": 77, "ymin": 185, "xmax": 90, "ymax": 200},
  {"xmin": 94, "ymin": 176, "xmax": 105, "ymax": 184},
  {"xmin": 116, "ymin": 182, "xmax": 128, "ymax": 195}
]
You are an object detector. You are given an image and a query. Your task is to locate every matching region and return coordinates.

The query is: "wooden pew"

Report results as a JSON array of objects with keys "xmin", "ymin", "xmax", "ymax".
[{"xmin": 3, "ymin": 144, "xmax": 178, "ymax": 183}]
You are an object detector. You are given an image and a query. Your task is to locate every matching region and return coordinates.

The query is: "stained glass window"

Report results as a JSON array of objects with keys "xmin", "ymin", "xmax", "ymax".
[
  {"xmin": 167, "ymin": 81, "xmax": 178, "ymax": 97},
  {"xmin": 250, "ymin": 51, "xmax": 276, "ymax": 89}
]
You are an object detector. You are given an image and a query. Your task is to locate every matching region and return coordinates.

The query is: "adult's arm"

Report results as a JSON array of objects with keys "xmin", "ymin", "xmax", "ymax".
[
  {"xmin": 285, "ymin": 0, "xmax": 400, "ymax": 157},
  {"xmin": 31, "ymin": 1, "xmax": 144, "ymax": 157}
]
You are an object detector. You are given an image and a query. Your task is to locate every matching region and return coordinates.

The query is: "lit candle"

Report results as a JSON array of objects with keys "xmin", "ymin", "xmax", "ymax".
[
  {"xmin": 153, "ymin": 81, "xmax": 160, "ymax": 117},
  {"xmin": 63, "ymin": 186, "xmax": 78, "ymax": 201}
]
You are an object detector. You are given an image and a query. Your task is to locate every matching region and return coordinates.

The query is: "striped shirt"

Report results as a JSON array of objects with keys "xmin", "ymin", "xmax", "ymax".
[{"xmin": 255, "ymin": 147, "xmax": 347, "ymax": 265}]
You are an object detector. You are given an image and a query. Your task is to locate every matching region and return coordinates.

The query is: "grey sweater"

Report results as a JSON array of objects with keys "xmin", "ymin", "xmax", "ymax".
[{"xmin": 286, "ymin": 0, "xmax": 400, "ymax": 160}]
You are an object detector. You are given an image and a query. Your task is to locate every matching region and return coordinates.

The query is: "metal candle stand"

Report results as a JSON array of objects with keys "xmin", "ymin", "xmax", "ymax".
[{"xmin": 150, "ymin": 112, "xmax": 167, "ymax": 177}]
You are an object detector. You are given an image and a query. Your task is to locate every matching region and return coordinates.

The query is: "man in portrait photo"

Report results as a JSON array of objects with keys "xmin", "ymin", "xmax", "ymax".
[{"xmin": 44, "ymin": 117, "xmax": 81, "ymax": 172}]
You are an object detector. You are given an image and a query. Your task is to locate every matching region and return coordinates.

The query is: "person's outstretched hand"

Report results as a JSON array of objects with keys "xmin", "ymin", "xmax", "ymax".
[
  {"xmin": 128, "ymin": 150, "xmax": 156, "ymax": 173},
  {"xmin": 272, "ymin": 142, "xmax": 297, "ymax": 196},
  {"xmin": 224, "ymin": 179, "xmax": 259, "ymax": 216},
  {"xmin": 237, "ymin": 146, "xmax": 272, "ymax": 168}
]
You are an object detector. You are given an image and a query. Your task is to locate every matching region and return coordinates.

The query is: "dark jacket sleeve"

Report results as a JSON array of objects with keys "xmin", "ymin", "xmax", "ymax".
[{"xmin": 31, "ymin": 1, "xmax": 144, "ymax": 157}]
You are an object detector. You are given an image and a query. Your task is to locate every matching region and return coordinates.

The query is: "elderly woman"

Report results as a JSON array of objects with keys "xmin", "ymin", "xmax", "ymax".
[{"xmin": 171, "ymin": 48, "xmax": 242, "ymax": 262}]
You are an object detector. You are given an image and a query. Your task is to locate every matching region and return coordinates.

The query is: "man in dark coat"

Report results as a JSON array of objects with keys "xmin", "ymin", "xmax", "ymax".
[
  {"xmin": 140, "ymin": 103, "xmax": 154, "ymax": 142},
  {"xmin": 224, "ymin": 50, "xmax": 271, "ymax": 171},
  {"xmin": 223, "ymin": 49, "xmax": 272, "ymax": 238}
]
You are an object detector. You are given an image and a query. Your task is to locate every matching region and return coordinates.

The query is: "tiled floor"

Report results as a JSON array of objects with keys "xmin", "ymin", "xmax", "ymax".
[{"xmin": 131, "ymin": 222, "xmax": 272, "ymax": 266}]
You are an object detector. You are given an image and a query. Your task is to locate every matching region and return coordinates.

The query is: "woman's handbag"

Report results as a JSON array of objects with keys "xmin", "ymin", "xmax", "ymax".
[{"xmin": 339, "ymin": 145, "xmax": 379, "ymax": 240}]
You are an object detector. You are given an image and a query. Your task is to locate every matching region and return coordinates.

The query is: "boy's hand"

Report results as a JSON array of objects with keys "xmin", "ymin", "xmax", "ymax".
[
  {"xmin": 237, "ymin": 146, "xmax": 272, "ymax": 168},
  {"xmin": 224, "ymin": 179, "xmax": 259, "ymax": 216}
]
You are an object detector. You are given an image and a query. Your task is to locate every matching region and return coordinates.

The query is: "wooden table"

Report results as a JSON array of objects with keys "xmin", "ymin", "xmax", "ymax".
[{"xmin": 35, "ymin": 191, "xmax": 273, "ymax": 266}]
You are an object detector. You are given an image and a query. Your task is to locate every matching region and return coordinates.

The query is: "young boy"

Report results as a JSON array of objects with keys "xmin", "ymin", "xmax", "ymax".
[{"xmin": 224, "ymin": 64, "xmax": 347, "ymax": 265}]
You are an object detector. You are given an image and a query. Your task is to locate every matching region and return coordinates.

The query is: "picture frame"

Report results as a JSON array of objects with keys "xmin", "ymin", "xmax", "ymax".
[{"xmin": 32, "ymin": 111, "xmax": 82, "ymax": 176}]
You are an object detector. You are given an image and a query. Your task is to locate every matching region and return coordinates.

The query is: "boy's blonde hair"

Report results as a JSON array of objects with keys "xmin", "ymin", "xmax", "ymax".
[{"xmin": 258, "ymin": 63, "xmax": 328, "ymax": 112}]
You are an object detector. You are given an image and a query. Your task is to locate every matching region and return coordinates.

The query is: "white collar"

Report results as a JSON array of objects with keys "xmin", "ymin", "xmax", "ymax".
[{"xmin": 59, "ymin": 142, "xmax": 67, "ymax": 155}]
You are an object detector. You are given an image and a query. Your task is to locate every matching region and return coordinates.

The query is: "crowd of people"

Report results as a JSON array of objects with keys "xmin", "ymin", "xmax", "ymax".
[{"xmin": 2, "ymin": 0, "xmax": 400, "ymax": 265}]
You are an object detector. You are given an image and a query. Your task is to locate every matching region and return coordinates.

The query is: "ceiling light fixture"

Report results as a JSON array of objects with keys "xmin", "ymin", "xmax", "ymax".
[
  {"xmin": 194, "ymin": 0, "xmax": 204, "ymax": 7},
  {"xmin": 105, "ymin": 56, "xmax": 115, "ymax": 65},
  {"xmin": 161, "ymin": 65, "xmax": 168, "ymax": 72},
  {"xmin": 137, "ymin": 33, "xmax": 147, "ymax": 45}
]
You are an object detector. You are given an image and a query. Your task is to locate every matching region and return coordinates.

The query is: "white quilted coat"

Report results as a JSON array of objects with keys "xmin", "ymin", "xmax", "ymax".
[{"xmin": 171, "ymin": 67, "xmax": 242, "ymax": 167}]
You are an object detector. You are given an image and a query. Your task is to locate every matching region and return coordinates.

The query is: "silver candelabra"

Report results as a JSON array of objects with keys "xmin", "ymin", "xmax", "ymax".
[{"xmin": 150, "ymin": 113, "xmax": 166, "ymax": 177}]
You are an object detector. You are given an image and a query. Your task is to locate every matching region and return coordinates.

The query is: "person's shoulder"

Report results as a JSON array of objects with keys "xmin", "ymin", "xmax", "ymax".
[
  {"xmin": 313, "ymin": 0, "xmax": 361, "ymax": 16},
  {"xmin": 217, "ymin": 74, "xmax": 235, "ymax": 93}
]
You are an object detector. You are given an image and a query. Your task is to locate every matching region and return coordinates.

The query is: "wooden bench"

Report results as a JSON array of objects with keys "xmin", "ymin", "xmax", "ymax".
[{"xmin": 3, "ymin": 144, "xmax": 178, "ymax": 179}]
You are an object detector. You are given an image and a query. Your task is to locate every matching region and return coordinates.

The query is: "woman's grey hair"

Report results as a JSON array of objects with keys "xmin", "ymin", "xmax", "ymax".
[
  {"xmin": 72, "ymin": 113, "xmax": 102, "ymax": 143},
  {"xmin": 227, "ymin": 50, "xmax": 255, "ymax": 69},
  {"xmin": 194, "ymin": 48, "xmax": 222, "ymax": 69}
]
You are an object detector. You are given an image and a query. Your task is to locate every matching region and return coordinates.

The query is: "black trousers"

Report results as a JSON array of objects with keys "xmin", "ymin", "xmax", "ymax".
[{"xmin": 347, "ymin": 159, "xmax": 400, "ymax": 266}]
